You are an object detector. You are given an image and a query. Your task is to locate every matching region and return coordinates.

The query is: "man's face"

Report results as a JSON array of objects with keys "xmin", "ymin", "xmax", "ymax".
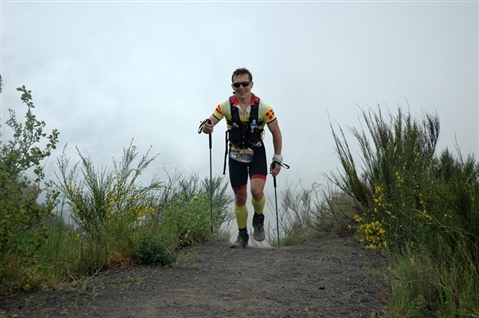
[{"xmin": 231, "ymin": 74, "xmax": 254, "ymax": 100}]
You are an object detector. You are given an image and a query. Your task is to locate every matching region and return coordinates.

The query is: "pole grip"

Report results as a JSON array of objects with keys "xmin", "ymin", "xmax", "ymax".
[{"xmin": 271, "ymin": 161, "xmax": 277, "ymax": 187}]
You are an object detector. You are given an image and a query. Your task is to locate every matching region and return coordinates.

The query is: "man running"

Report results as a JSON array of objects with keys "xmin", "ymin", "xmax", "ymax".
[{"xmin": 201, "ymin": 67, "xmax": 284, "ymax": 248}]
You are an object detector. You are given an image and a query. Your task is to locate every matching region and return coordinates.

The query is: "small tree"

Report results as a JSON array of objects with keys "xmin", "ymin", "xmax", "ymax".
[{"xmin": 0, "ymin": 79, "xmax": 60, "ymax": 266}]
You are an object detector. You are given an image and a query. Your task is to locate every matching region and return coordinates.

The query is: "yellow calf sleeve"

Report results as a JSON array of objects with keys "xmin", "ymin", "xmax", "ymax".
[
  {"xmin": 234, "ymin": 204, "xmax": 248, "ymax": 229},
  {"xmin": 251, "ymin": 195, "xmax": 266, "ymax": 214}
]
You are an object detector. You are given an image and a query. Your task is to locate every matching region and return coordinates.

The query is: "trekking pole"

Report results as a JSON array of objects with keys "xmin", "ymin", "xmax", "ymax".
[
  {"xmin": 208, "ymin": 128, "xmax": 213, "ymax": 233},
  {"xmin": 272, "ymin": 161, "xmax": 290, "ymax": 249},
  {"xmin": 198, "ymin": 118, "xmax": 214, "ymax": 233},
  {"xmin": 273, "ymin": 171, "xmax": 280, "ymax": 249}
]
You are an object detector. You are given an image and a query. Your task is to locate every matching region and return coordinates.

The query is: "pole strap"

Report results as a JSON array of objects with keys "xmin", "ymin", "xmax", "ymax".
[
  {"xmin": 198, "ymin": 118, "xmax": 211, "ymax": 134},
  {"xmin": 272, "ymin": 161, "xmax": 290, "ymax": 170}
]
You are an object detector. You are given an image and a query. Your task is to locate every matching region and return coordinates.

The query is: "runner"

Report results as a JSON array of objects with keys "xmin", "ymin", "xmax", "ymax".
[{"xmin": 201, "ymin": 67, "xmax": 284, "ymax": 248}]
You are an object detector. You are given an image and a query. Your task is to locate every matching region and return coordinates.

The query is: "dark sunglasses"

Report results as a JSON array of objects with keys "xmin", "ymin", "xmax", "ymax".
[{"xmin": 232, "ymin": 81, "xmax": 251, "ymax": 88}]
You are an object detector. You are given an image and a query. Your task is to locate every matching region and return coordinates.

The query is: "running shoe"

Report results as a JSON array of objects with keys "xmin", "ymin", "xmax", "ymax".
[
  {"xmin": 252, "ymin": 213, "xmax": 265, "ymax": 241},
  {"xmin": 230, "ymin": 232, "xmax": 249, "ymax": 248}
]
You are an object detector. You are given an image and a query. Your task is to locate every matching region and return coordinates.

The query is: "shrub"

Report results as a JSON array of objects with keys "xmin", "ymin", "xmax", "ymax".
[
  {"xmin": 328, "ymin": 105, "xmax": 479, "ymax": 316},
  {"xmin": 328, "ymin": 106, "xmax": 440, "ymax": 251},
  {"xmin": 0, "ymin": 82, "xmax": 60, "ymax": 295},
  {"xmin": 154, "ymin": 171, "xmax": 233, "ymax": 249},
  {"xmin": 55, "ymin": 143, "xmax": 233, "ymax": 276},
  {"xmin": 55, "ymin": 141, "xmax": 163, "ymax": 274},
  {"xmin": 134, "ymin": 226, "xmax": 177, "ymax": 266}
]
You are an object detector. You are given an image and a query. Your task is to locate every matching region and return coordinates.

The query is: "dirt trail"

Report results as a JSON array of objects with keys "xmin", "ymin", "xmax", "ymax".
[{"xmin": 0, "ymin": 236, "xmax": 388, "ymax": 318}]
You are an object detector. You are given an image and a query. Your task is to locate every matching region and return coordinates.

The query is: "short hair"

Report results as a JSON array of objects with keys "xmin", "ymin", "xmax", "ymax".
[{"xmin": 231, "ymin": 68, "xmax": 253, "ymax": 83}]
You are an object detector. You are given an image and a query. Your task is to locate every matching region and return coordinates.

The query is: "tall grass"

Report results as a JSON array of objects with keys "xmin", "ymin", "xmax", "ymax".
[
  {"xmin": 327, "ymin": 106, "xmax": 479, "ymax": 316},
  {"xmin": 55, "ymin": 141, "xmax": 164, "ymax": 272},
  {"xmin": 0, "ymin": 142, "xmax": 233, "ymax": 296},
  {"xmin": 269, "ymin": 182, "xmax": 357, "ymax": 246},
  {"xmin": 148, "ymin": 169, "xmax": 233, "ymax": 249}
]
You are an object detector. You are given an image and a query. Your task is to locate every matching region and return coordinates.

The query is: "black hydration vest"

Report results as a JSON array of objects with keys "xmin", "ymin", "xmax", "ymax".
[
  {"xmin": 222, "ymin": 94, "xmax": 264, "ymax": 174},
  {"xmin": 227, "ymin": 94, "xmax": 263, "ymax": 149}
]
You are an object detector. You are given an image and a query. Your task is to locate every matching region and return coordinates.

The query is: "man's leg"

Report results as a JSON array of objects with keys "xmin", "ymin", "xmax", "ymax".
[
  {"xmin": 250, "ymin": 178, "xmax": 266, "ymax": 241},
  {"xmin": 249, "ymin": 143, "xmax": 268, "ymax": 242},
  {"xmin": 229, "ymin": 158, "xmax": 249, "ymax": 248},
  {"xmin": 233, "ymin": 187, "xmax": 248, "ymax": 230},
  {"xmin": 230, "ymin": 187, "xmax": 249, "ymax": 248}
]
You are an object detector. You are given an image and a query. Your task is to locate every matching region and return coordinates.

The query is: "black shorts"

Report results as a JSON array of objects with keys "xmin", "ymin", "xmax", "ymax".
[{"xmin": 229, "ymin": 143, "xmax": 267, "ymax": 190}]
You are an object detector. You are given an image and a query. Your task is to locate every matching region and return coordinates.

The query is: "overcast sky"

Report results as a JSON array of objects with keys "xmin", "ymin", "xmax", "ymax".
[{"xmin": 1, "ymin": 1, "xmax": 478, "ymax": 221}]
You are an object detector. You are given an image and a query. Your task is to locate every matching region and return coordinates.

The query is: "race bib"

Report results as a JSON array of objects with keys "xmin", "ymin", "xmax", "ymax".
[{"xmin": 230, "ymin": 148, "xmax": 254, "ymax": 163}]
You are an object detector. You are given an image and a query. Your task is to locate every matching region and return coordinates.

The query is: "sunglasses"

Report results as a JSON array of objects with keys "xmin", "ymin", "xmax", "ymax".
[{"xmin": 232, "ymin": 81, "xmax": 251, "ymax": 88}]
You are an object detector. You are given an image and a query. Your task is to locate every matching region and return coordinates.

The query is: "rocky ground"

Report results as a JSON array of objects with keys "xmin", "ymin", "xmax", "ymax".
[{"xmin": 0, "ymin": 235, "xmax": 389, "ymax": 318}]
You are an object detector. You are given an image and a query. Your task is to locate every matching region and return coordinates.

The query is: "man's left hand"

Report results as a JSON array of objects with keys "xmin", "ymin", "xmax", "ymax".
[{"xmin": 270, "ymin": 162, "xmax": 281, "ymax": 177}]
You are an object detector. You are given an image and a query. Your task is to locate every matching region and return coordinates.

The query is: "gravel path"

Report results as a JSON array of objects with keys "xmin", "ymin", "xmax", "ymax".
[{"xmin": 0, "ymin": 236, "xmax": 389, "ymax": 318}]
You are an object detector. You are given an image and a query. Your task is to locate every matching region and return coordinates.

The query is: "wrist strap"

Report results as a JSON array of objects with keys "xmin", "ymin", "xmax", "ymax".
[
  {"xmin": 272, "ymin": 154, "xmax": 283, "ymax": 163},
  {"xmin": 271, "ymin": 161, "xmax": 290, "ymax": 169}
]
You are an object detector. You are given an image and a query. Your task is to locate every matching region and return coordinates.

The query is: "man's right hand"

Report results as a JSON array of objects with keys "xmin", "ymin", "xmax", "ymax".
[{"xmin": 202, "ymin": 119, "xmax": 214, "ymax": 134}]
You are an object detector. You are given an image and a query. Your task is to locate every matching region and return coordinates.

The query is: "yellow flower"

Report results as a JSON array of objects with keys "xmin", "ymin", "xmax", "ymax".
[{"xmin": 193, "ymin": 195, "xmax": 198, "ymax": 200}]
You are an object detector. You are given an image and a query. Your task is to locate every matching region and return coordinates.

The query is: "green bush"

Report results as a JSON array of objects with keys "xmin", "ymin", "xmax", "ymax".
[
  {"xmin": 134, "ymin": 227, "xmax": 177, "ymax": 266},
  {"xmin": 154, "ymin": 172, "xmax": 233, "ymax": 248},
  {"xmin": 54, "ymin": 143, "xmax": 233, "ymax": 276},
  {"xmin": 0, "ymin": 81, "xmax": 60, "ymax": 295},
  {"xmin": 279, "ymin": 236, "xmax": 298, "ymax": 247},
  {"xmin": 55, "ymin": 141, "xmax": 163, "ymax": 272},
  {"xmin": 328, "ymin": 107, "xmax": 440, "ymax": 250},
  {"xmin": 0, "ymin": 78, "xmax": 233, "ymax": 296},
  {"xmin": 328, "ymin": 105, "xmax": 479, "ymax": 316}
]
